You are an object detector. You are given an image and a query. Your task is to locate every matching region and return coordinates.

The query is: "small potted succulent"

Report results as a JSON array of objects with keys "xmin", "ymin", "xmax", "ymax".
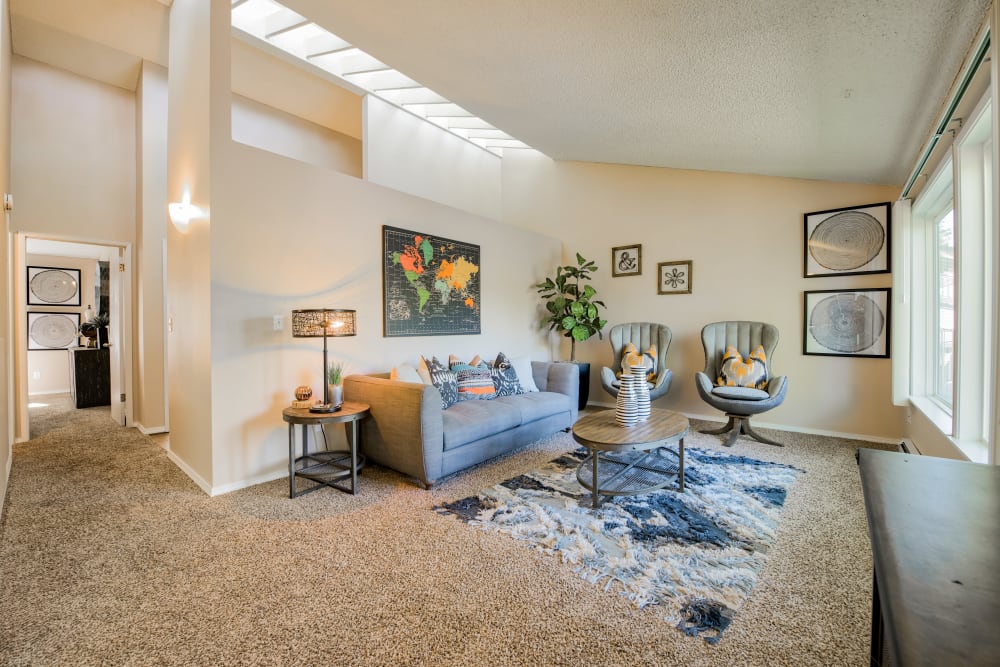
[{"xmin": 327, "ymin": 361, "xmax": 345, "ymax": 408}]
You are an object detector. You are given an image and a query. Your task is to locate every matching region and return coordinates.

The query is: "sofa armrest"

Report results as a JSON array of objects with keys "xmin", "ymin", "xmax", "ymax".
[
  {"xmin": 343, "ymin": 374, "xmax": 444, "ymax": 487},
  {"xmin": 531, "ymin": 361, "xmax": 578, "ymax": 423}
]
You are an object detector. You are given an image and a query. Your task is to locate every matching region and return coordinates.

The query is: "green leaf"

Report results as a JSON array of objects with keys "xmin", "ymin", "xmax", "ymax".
[
  {"xmin": 586, "ymin": 304, "xmax": 597, "ymax": 319},
  {"xmin": 570, "ymin": 301, "xmax": 585, "ymax": 317},
  {"xmin": 561, "ymin": 315, "xmax": 578, "ymax": 331},
  {"xmin": 571, "ymin": 324, "xmax": 590, "ymax": 341},
  {"xmin": 582, "ymin": 284, "xmax": 596, "ymax": 299}
]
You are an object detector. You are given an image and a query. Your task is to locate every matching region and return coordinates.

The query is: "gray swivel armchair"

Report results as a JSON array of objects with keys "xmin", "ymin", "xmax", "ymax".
[
  {"xmin": 600, "ymin": 322, "xmax": 673, "ymax": 401},
  {"xmin": 694, "ymin": 321, "xmax": 787, "ymax": 447}
]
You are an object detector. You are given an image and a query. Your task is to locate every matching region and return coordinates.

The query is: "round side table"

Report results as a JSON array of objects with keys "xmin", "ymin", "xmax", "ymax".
[{"xmin": 281, "ymin": 401, "xmax": 370, "ymax": 498}]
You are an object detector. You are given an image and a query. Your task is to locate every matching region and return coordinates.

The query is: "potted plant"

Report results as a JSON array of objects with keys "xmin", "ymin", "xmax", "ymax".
[
  {"xmin": 327, "ymin": 361, "xmax": 345, "ymax": 408},
  {"xmin": 535, "ymin": 253, "xmax": 607, "ymax": 410},
  {"xmin": 80, "ymin": 312, "xmax": 110, "ymax": 348}
]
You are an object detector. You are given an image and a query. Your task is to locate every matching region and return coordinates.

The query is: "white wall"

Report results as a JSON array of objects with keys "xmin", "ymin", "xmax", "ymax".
[
  {"xmin": 231, "ymin": 94, "xmax": 362, "ymax": 178},
  {"xmin": 25, "ymin": 254, "xmax": 97, "ymax": 395},
  {"xmin": 503, "ymin": 151, "xmax": 905, "ymax": 441},
  {"xmin": 10, "ymin": 56, "xmax": 136, "ymax": 243},
  {"xmin": 208, "ymin": 141, "xmax": 560, "ymax": 492},
  {"xmin": 135, "ymin": 60, "xmax": 168, "ymax": 433},
  {"xmin": 1, "ymin": 0, "xmax": 13, "ymax": 511},
  {"xmin": 165, "ymin": 0, "xmax": 224, "ymax": 490},
  {"xmin": 364, "ymin": 95, "xmax": 502, "ymax": 220}
]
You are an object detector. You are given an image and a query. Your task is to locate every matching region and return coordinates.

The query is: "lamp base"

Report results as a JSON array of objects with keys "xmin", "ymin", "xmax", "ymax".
[{"xmin": 309, "ymin": 403, "xmax": 342, "ymax": 414}]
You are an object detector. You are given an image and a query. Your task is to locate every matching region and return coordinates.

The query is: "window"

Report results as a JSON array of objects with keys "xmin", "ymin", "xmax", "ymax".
[
  {"xmin": 902, "ymin": 91, "xmax": 994, "ymax": 463},
  {"xmin": 933, "ymin": 208, "xmax": 954, "ymax": 408}
]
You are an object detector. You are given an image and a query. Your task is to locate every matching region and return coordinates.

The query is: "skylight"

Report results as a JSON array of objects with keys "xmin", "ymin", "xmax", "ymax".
[{"xmin": 231, "ymin": 0, "xmax": 530, "ymax": 156}]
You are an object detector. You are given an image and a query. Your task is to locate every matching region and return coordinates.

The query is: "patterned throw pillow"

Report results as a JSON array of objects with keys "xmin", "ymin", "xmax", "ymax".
[
  {"xmin": 490, "ymin": 352, "xmax": 524, "ymax": 397},
  {"xmin": 717, "ymin": 345, "xmax": 768, "ymax": 390},
  {"xmin": 618, "ymin": 342, "xmax": 658, "ymax": 383},
  {"xmin": 423, "ymin": 356, "xmax": 461, "ymax": 409},
  {"xmin": 449, "ymin": 356, "xmax": 497, "ymax": 400}
]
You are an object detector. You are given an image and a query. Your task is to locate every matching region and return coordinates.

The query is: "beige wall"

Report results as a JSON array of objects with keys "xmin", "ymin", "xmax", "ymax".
[
  {"xmin": 165, "ymin": 0, "xmax": 223, "ymax": 490},
  {"xmin": 207, "ymin": 141, "xmax": 559, "ymax": 492},
  {"xmin": 25, "ymin": 254, "xmax": 97, "ymax": 395},
  {"xmin": 1, "ymin": 0, "xmax": 13, "ymax": 508},
  {"xmin": 135, "ymin": 61, "xmax": 168, "ymax": 433},
  {"xmin": 10, "ymin": 56, "xmax": 136, "ymax": 243},
  {"xmin": 364, "ymin": 95, "xmax": 502, "ymax": 220},
  {"xmin": 503, "ymin": 152, "xmax": 905, "ymax": 441},
  {"xmin": 231, "ymin": 93, "xmax": 362, "ymax": 178}
]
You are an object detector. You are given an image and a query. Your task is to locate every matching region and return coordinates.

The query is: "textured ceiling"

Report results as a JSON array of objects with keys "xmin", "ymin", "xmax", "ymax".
[
  {"xmin": 283, "ymin": 0, "xmax": 992, "ymax": 185},
  {"xmin": 10, "ymin": 0, "xmax": 993, "ymax": 186}
]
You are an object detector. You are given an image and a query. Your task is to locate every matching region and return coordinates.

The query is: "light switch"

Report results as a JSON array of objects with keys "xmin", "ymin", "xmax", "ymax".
[{"xmin": 273, "ymin": 315, "xmax": 284, "ymax": 331}]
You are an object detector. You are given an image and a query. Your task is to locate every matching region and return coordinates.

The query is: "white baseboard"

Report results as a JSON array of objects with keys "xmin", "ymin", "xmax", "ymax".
[
  {"xmin": 898, "ymin": 437, "xmax": 922, "ymax": 454},
  {"xmin": 210, "ymin": 469, "xmax": 287, "ymax": 497},
  {"xmin": 137, "ymin": 423, "xmax": 168, "ymax": 435},
  {"xmin": 27, "ymin": 389, "xmax": 72, "ymax": 397},
  {"xmin": 584, "ymin": 403, "xmax": 902, "ymax": 445},
  {"xmin": 165, "ymin": 450, "xmax": 212, "ymax": 495}
]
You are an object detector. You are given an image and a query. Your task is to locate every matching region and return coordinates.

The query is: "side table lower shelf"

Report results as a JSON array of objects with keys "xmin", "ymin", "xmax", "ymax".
[
  {"xmin": 293, "ymin": 449, "xmax": 366, "ymax": 497},
  {"xmin": 282, "ymin": 402, "xmax": 371, "ymax": 499}
]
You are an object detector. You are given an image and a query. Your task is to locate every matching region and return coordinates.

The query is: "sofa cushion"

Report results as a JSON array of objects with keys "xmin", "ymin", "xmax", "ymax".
[
  {"xmin": 511, "ymin": 355, "xmax": 540, "ymax": 392},
  {"xmin": 490, "ymin": 352, "xmax": 525, "ymax": 397},
  {"xmin": 711, "ymin": 385, "xmax": 770, "ymax": 401},
  {"xmin": 423, "ymin": 356, "xmax": 460, "ymax": 409},
  {"xmin": 495, "ymin": 391, "xmax": 572, "ymax": 424},
  {"xmin": 717, "ymin": 345, "xmax": 769, "ymax": 390},
  {"xmin": 450, "ymin": 357, "xmax": 497, "ymax": 400},
  {"xmin": 390, "ymin": 363, "xmax": 424, "ymax": 384},
  {"xmin": 442, "ymin": 399, "xmax": 522, "ymax": 450}
]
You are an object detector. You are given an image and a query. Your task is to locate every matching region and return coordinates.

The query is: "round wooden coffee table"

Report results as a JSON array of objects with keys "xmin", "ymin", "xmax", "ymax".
[{"xmin": 572, "ymin": 408, "xmax": 689, "ymax": 508}]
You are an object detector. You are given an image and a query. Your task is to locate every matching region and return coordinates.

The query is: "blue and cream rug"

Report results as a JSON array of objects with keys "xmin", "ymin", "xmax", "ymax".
[{"xmin": 436, "ymin": 446, "xmax": 802, "ymax": 644}]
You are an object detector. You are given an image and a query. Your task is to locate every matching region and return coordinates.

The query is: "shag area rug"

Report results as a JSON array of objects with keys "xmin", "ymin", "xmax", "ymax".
[{"xmin": 436, "ymin": 446, "xmax": 802, "ymax": 644}]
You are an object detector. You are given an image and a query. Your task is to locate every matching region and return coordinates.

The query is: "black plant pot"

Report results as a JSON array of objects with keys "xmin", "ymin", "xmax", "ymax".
[{"xmin": 573, "ymin": 361, "xmax": 590, "ymax": 412}]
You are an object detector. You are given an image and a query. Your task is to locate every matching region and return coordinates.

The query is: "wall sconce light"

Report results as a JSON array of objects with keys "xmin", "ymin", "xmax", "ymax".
[{"xmin": 168, "ymin": 201, "xmax": 203, "ymax": 232}]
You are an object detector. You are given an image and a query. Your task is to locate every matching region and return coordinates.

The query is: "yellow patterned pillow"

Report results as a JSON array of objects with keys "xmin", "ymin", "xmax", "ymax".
[
  {"xmin": 717, "ymin": 345, "xmax": 768, "ymax": 390},
  {"xmin": 618, "ymin": 342, "xmax": 658, "ymax": 383}
]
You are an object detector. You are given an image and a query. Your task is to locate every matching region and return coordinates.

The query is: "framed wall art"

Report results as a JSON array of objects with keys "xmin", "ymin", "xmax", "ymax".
[
  {"xmin": 657, "ymin": 260, "xmax": 692, "ymax": 295},
  {"xmin": 27, "ymin": 312, "xmax": 80, "ymax": 350},
  {"xmin": 382, "ymin": 225, "xmax": 481, "ymax": 337},
  {"xmin": 804, "ymin": 288, "xmax": 890, "ymax": 358},
  {"xmin": 27, "ymin": 266, "xmax": 81, "ymax": 306},
  {"xmin": 611, "ymin": 244, "xmax": 642, "ymax": 277},
  {"xmin": 804, "ymin": 202, "xmax": 890, "ymax": 277}
]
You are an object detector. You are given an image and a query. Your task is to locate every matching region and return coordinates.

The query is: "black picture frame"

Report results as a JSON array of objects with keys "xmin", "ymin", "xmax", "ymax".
[
  {"xmin": 657, "ymin": 260, "xmax": 692, "ymax": 295},
  {"xmin": 27, "ymin": 266, "xmax": 81, "ymax": 306},
  {"xmin": 27, "ymin": 311, "xmax": 80, "ymax": 350},
  {"xmin": 803, "ymin": 288, "xmax": 890, "ymax": 358},
  {"xmin": 804, "ymin": 202, "xmax": 891, "ymax": 277},
  {"xmin": 611, "ymin": 244, "xmax": 642, "ymax": 277},
  {"xmin": 382, "ymin": 225, "xmax": 481, "ymax": 337}
]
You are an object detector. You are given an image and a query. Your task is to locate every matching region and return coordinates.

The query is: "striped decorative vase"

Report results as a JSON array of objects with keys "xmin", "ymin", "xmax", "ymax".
[
  {"xmin": 632, "ymin": 365, "xmax": 651, "ymax": 422},
  {"xmin": 615, "ymin": 370, "xmax": 640, "ymax": 427}
]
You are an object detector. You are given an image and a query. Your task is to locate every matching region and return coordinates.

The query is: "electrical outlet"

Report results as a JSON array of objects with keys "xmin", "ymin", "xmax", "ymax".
[
  {"xmin": 273, "ymin": 315, "xmax": 284, "ymax": 331},
  {"xmin": 32, "ymin": 370, "xmax": 40, "ymax": 380}
]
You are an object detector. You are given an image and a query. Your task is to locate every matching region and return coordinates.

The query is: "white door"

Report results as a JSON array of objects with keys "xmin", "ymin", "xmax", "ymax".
[{"xmin": 108, "ymin": 246, "xmax": 133, "ymax": 426}]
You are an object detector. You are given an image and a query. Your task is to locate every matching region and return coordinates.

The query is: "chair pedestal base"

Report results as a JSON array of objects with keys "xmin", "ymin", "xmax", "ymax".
[{"xmin": 701, "ymin": 415, "xmax": 783, "ymax": 447}]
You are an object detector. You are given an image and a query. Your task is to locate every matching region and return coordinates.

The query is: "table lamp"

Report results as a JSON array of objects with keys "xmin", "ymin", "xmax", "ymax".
[{"xmin": 291, "ymin": 308, "xmax": 356, "ymax": 413}]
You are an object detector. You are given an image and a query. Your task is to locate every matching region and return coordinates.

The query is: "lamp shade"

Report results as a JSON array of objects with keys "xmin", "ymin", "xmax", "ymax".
[{"xmin": 291, "ymin": 309, "xmax": 356, "ymax": 338}]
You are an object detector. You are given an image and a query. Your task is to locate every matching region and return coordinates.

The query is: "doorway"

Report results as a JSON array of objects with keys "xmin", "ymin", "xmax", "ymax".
[{"xmin": 15, "ymin": 234, "xmax": 133, "ymax": 442}]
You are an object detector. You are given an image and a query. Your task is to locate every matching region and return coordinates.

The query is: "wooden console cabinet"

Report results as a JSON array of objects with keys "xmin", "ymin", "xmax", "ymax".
[
  {"xmin": 68, "ymin": 347, "xmax": 111, "ymax": 408},
  {"xmin": 859, "ymin": 448, "xmax": 999, "ymax": 666}
]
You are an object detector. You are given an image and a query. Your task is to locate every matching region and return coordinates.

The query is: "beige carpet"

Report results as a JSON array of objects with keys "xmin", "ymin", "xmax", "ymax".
[{"xmin": 1, "ymin": 395, "xmax": 892, "ymax": 666}]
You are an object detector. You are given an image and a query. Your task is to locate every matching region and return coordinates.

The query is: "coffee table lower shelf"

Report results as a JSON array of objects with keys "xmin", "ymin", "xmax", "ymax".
[{"xmin": 576, "ymin": 447, "xmax": 683, "ymax": 507}]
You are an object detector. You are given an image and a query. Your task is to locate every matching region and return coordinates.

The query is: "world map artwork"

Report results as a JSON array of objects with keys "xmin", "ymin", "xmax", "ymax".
[{"xmin": 382, "ymin": 225, "xmax": 481, "ymax": 336}]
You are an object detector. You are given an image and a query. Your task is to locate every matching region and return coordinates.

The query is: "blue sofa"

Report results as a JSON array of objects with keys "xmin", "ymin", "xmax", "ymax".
[{"xmin": 344, "ymin": 361, "xmax": 578, "ymax": 488}]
